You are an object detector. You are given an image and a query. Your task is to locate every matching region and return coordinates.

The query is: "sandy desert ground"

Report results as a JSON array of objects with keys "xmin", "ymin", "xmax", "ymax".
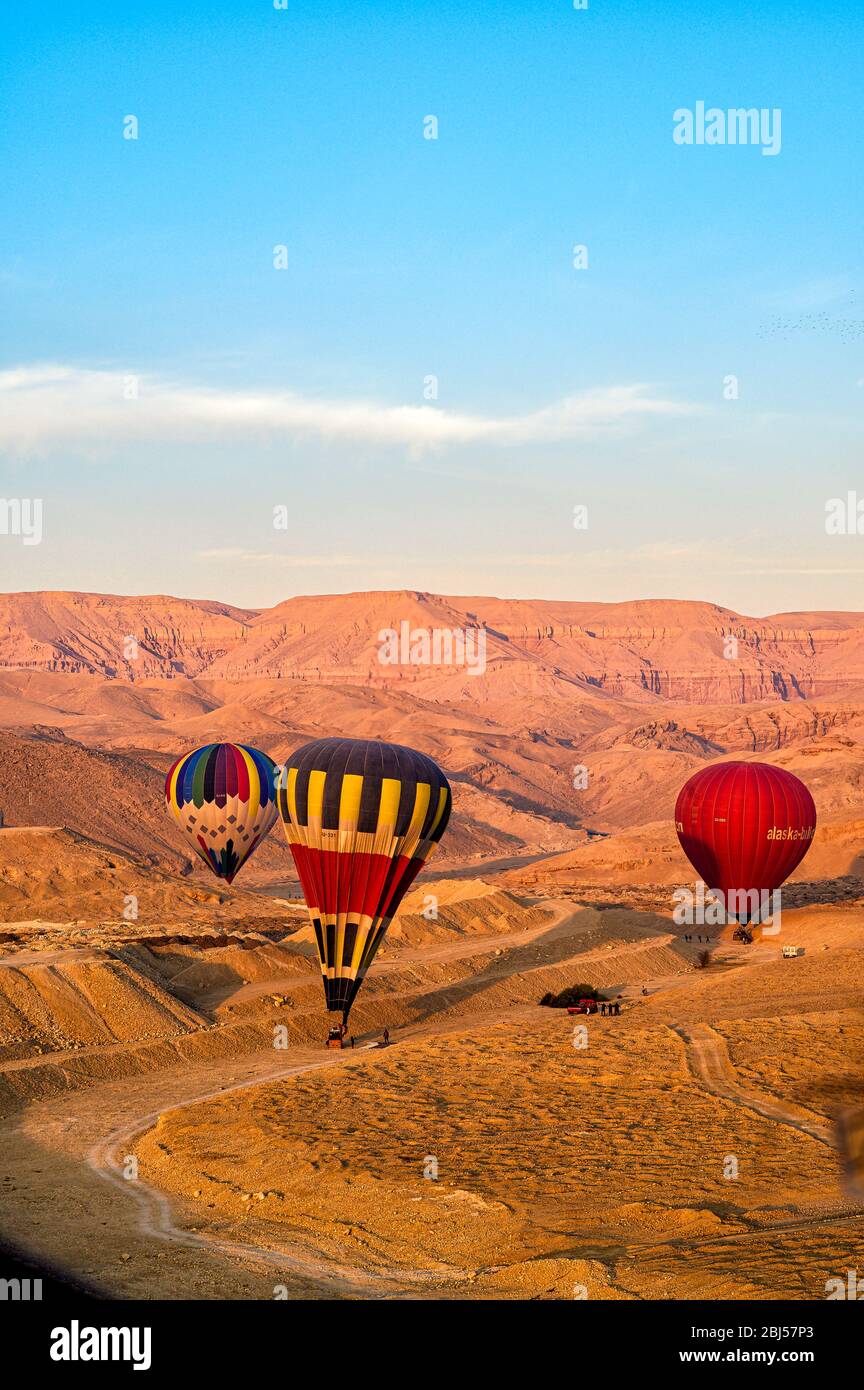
[
  {"xmin": 0, "ymin": 878, "xmax": 861, "ymax": 1300},
  {"xmin": 0, "ymin": 590, "xmax": 862, "ymax": 1299}
]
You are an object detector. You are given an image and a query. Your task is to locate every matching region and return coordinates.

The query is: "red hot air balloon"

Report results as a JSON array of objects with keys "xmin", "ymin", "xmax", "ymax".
[{"xmin": 675, "ymin": 762, "xmax": 816, "ymax": 928}]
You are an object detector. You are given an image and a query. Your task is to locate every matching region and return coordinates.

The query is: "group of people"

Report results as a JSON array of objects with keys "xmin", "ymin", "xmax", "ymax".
[
  {"xmin": 599, "ymin": 1000, "xmax": 621, "ymax": 1016},
  {"xmin": 325, "ymin": 1023, "xmax": 391, "ymax": 1048}
]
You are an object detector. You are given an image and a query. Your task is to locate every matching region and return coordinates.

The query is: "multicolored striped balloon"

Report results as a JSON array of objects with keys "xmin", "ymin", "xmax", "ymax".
[
  {"xmin": 277, "ymin": 737, "xmax": 452, "ymax": 1022},
  {"xmin": 165, "ymin": 742, "xmax": 280, "ymax": 883}
]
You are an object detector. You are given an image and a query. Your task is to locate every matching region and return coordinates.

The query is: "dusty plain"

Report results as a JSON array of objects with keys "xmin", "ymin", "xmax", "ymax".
[{"xmin": 0, "ymin": 590, "xmax": 862, "ymax": 1299}]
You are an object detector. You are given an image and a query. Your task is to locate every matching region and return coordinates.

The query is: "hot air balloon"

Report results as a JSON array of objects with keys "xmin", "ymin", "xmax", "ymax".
[
  {"xmin": 277, "ymin": 737, "xmax": 451, "ymax": 1024},
  {"xmin": 165, "ymin": 742, "xmax": 279, "ymax": 883},
  {"xmin": 674, "ymin": 761, "xmax": 816, "ymax": 935}
]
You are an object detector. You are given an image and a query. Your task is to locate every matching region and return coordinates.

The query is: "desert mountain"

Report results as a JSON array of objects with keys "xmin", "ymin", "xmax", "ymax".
[
  {"xmin": 1, "ymin": 590, "xmax": 864, "ymax": 908},
  {"xmin": 3, "ymin": 589, "xmax": 864, "ymax": 701}
]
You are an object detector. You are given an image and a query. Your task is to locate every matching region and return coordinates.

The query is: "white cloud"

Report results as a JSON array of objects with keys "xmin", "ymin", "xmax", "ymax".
[
  {"xmin": 197, "ymin": 548, "xmax": 365, "ymax": 567},
  {"xmin": 0, "ymin": 363, "xmax": 695, "ymax": 455}
]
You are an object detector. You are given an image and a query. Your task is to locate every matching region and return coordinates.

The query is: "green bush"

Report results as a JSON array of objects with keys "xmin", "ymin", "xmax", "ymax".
[{"xmin": 539, "ymin": 983, "xmax": 601, "ymax": 1008}]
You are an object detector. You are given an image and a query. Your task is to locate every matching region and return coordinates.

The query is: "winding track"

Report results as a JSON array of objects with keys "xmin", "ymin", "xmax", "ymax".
[
  {"xmin": 76, "ymin": 987, "xmax": 854, "ymax": 1296},
  {"xmin": 0, "ymin": 913, "xmax": 858, "ymax": 1298},
  {"xmin": 85, "ymin": 1045, "xmax": 474, "ymax": 1298},
  {"xmin": 672, "ymin": 1021, "xmax": 837, "ymax": 1149}
]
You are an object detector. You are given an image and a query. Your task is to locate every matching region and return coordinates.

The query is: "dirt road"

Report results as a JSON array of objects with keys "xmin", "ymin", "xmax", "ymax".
[
  {"xmin": 673, "ymin": 1022, "xmax": 837, "ymax": 1149},
  {"xmin": 0, "ymin": 911, "xmax": 857, "ymax": 1299}
]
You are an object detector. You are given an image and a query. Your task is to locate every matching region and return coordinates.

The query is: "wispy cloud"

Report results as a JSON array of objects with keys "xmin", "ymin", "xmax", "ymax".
[
  {"xmin": 201, "ymin": 542, "xmax": 864, "ymax": 576},
  {"xmin": 0, "ymin": 364, "xmax": 696, "ymax": 455},
  {"xmin": 197, "ymin": 548, "xmax": 365, "ymax": 567},
  {"xmin": 567, "ymin": 542, "xmax": 864, "ymax": 579}
]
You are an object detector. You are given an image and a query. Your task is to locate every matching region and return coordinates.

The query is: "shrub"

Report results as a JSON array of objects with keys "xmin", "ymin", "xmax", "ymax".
[{"xmin": 538, "ymin": 983, "xmax": 600, "ymax": 1008}]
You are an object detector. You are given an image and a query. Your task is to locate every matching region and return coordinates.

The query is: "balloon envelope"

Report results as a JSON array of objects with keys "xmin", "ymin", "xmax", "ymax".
[
  {"xmin": 675, "ymin": 761, "xmax": 816, "ymax": 920},
  {"xmin": 277, "ymin": 737, "xmax": 451, "ymax": 1020},
  {"xmin": 165, "ymin": 742, "xmax": 279, "ymax": 883}
]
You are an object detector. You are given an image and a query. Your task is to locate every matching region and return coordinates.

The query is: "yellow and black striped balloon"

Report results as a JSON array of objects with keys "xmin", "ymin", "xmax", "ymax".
[{"xmin": 277, "ymin": 737, "xmax": 451, "ymax": 1021}]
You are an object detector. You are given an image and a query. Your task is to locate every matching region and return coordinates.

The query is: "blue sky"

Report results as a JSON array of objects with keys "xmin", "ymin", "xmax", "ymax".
[{"xmin": 1, "ymin": 0, "xmax": 862, "ymax": 613}]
